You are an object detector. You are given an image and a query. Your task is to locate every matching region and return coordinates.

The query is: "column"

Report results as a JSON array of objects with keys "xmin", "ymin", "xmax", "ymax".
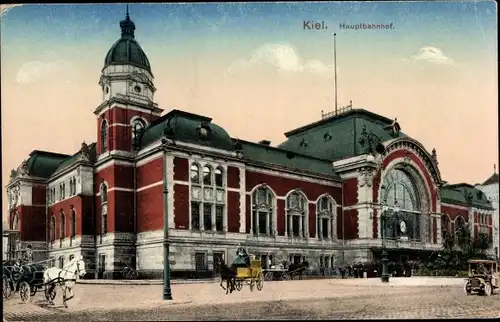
[
  {"xmin": 212, "ymin": 204, "xmax": 216, "ymax": 232},
  {"xmin": 266, "ymin": 212, "xmax": 270, "ymax": 235},
  {"xmin": 318, "ymin": 217, "xmax": 323, "ymax": 239},
  {"xmin": 256, "ymin": 211, "xmax": 260, "ymax": 235},
  {"xmin": 327, "ymin": 218, "xmax": 331, "ymax": 240},
  {"xmin": 200, "ymin": 204, "xmax": 204, "ymax": 231},
  {"xmin": 288, "ymin": 215, "xmax": 293, "ymax": 237}
]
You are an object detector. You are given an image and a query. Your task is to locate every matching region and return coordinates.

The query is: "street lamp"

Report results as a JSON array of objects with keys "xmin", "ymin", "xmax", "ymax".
[
  {"xmin": 379, "ymin": 198, "xmax": 400, "ymax": 283},
  {"xmin": 161, "ymin": 137, "xmax": 173, "ymax": 301}
]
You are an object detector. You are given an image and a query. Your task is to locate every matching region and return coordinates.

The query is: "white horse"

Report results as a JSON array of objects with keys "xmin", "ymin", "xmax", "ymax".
[{"xmin": 43, "ymin": 255, "xmax": 86, "ymax": 307}]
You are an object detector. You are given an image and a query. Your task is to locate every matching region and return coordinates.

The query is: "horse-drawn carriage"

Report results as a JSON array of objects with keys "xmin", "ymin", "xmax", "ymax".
[
  {"xmin": 3, "ymin": 259, "xmax": 48, "ymax": 303},
  {"xmin": 2, "ymin": 256, "xmax": 86, "ymax": 307}
]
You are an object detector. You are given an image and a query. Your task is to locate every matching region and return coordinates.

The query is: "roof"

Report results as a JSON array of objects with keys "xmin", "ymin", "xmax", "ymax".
[
  {"xmin": 236, "ymin": 139, "xmax": 341, "ymax": 180},
  {"xmin": 277, "ymin": 108, "xmax": 408, "ymax": 161},
  {"xmin": 140, "ymin": 110, "xmax": 234, "ymax": 151},
  {"xmin": 53, "ymin": 143, "xmax": 96, "ymax": 175},
  {"xmin": 25, "ymin": 150, "xmax": 70, "ymax": 178},
  {"xmin": 482, "ymin": 172, "xmax": 499, "ymax": 186},
  {"xmin": 103, "ymin": 12, "xmax": 151, "ymax": 73},
  {"xmin": 440, "ymin": 183, "xmax": 494, "ymax": 209}
]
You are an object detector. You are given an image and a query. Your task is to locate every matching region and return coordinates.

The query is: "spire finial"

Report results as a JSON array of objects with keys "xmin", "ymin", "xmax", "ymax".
[
  {"xmin": 120, "ymin": 4, "xmax": 135, "ymax": 39},
  {"xmin": 126, "ymin": 4, "xmax": 129, "ymax": 19},
  {"xmin": 494, "ymin": 164, "xmax": 496, "ymax": 174}
]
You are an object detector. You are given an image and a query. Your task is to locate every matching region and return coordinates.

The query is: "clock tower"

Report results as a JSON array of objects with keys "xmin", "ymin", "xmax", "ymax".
[{"xmin": 94, "ymin": 7, "xmax": 163, "ymax": 156}]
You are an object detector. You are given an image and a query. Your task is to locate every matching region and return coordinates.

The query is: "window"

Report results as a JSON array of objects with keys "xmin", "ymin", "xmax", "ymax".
[
  {"xmin": 317, "ymin": 195, "xmax": 335, "ymax": 240},
  {"xmin": 479, "ymin": 214, "xmax": 489, "ymax": 235},
  {"xmin": 101, "ymin": 120, "xmax": 108, "ymax": 153},
  {"xmin": 101, "ymin": 183, "xmax": 108, "ymax": 234},
  {"xmin": 70, "ymin": 209, "xmax": 76, "ymax": 238},
  {"xmin": 131, "ymin": 118, "xmax": 147, "ymax": 147},
  {"xmin": 69, "ymin": 178, "xmax": 76, "ymax": 196},
  {"xmin": 286, "ymin": 190, "xmax": 308, "ymax": 238},
  {"xmin": 60, "ymin": 212, "xmax": 65, "ymax": 239},
  {"xmin": 194, "ymin": 252, "xmax": 207, "ymax": 271},
  {"xmin": 215, "ymin": 167, "xmax": 224, "ymax": 187},
  {"xmin": 50, "ymin": 216, "xmax": 55, "ymax": 241},
  {"xmin": 59, "ymin": 256, "xmax": 64, "ymax": 269},
  {"xmin": 189, "ymin": 162, "xmax": 226, "ymax": 232},
  {"xmin": 252, "ymin": 186, "xmax": 275, "ymax": 236}
]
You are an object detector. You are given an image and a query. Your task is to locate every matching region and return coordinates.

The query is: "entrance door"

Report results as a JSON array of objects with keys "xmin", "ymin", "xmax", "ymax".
[
  {"xmin": 213, "ymin": 252, "xmax": 224, "ymax": 275},
  {"xmin": 293, "ymin": 255, "xmax": 301, "ymax": 264},
  {"xmin": 260, "ymin": 255, "xmax": 268, "ymax": 269},
  {"xmin": 98, "ymin": 254, "xmax": 105, "ymax": 279}
]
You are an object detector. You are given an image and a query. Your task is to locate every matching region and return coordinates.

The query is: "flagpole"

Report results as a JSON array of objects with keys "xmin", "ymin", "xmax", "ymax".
[{"xmin": 334, "ymin": 33, "xmax": 338, "ymax": 114}]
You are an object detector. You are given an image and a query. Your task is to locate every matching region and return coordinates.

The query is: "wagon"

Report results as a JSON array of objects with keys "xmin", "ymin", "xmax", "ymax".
[
  {"xmin": 263, "ymin": 262, "xmax": 291, "ymax": 281},
  {"xmin": 464, "ymin": 259, "xmax": 499, "ymax": 296},
  {"xmin": 234, "ymin": 258, "xmax": 264, "ymax": 292},
  {"xmin": 2, "ymin": 260, "xmax": 48, "ymax": 303}
]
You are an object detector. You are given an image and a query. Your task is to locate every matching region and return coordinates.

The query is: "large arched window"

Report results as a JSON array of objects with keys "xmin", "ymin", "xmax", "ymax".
[
  {"xmin": 252, "ymin": 186, "xmax": 275, "ymax": 236},
  {"xmin": 317, "ymin": 195, "xmax": 335, "ymax": 240},
  {"xmin": 101, "ymin": 120, "xmax": 108, "ymax": 153},
  {"xmin": 131, "ymin": 118, "xmax": 147, "ymax": 147},
  {"xmin": 60, "ymin": 212, "xmax": 66, "ymax": 239},
  {"xmin": 70, "ymin": 209, "xmax": 76, "ymax": 238},
  {"xmin": 50, "ymin": 215, "xmax": 55, "ymax": 242},
  {"xmin": 381, "ymin": 168, "xmax": 422, "ymax": 241},
  {"xmin": 190, "ymin": 162, "xmax": 226, "ymax": 232},
  {"xmin": 101, "ymin": 183, "xmax": 108, "ymax": 234},
  {"xmin": 286, "ymin": 190, "xmax": 308, "ymax": 238}
]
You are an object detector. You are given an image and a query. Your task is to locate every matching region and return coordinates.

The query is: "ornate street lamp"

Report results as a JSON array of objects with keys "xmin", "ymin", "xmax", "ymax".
[
  {"xmin": 161, "ymin": 136, "xmax": 173, "ymax": 301},
  {"xmin": 378, "ymin": 194, "xmax": 400, "ymax": 283}
]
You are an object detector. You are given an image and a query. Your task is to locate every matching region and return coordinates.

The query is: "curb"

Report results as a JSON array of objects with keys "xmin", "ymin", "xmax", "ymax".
[{"xmin": 76, "ymin": 279, "xmax": 218, "ymax": 285}]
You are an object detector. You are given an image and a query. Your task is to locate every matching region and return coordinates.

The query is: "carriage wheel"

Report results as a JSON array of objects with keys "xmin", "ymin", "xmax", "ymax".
[
  {"xmin": 256, "ymin": 272, "xmax": 264, "ymax": 291},
  {"xmin": 3, "ymin": 277, "xmax": 12, "ymax": 299},
  {"xmin": 264, "ymin": 272, "xmax": 274, "ymax": 281},
  {"xmin": 129, "ymin": 269, "xmax": 139, "ymax": 280},
  {"xmin": 19, "ymin": 281, "xmax": 31, "ymax": 303},
  {"xmin": 235, "ymin": 280, "xmax": 243, "ymax": 291},
  {"xmin": 281, "ymin": 272, "xmax": 290, "ymax": 281},
  {"xmin": 30, "ymin": 286, "xmax": 37, "ymax": 297},
  {"xmin": 324, "ymin": 268, "xmax": 331, "ymax": 277}
]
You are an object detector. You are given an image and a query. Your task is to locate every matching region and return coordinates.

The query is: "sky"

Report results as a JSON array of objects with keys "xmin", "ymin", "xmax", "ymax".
[{"xmin": 1, "ymin": 2, "xmax": 498, "ymax": 224}]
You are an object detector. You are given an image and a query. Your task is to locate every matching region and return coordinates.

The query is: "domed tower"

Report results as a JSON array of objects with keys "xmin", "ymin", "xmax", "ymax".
[{"xmin": 95, "ymin": 7, "xmax": 163, "ymax": 156}]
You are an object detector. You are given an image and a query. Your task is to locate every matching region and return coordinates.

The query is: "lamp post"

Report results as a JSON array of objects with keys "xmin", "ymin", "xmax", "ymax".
[
  {"xmin": 379, "ymin": 202, "xmax": 400, "ymax": 283},
  {"xmin": 162, "ymin": 138, "xmax": 172, "ymax": 301}
]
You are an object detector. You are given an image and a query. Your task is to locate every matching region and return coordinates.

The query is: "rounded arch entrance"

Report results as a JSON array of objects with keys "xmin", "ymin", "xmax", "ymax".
[{"xmin": 379, "ymin": 162, "xmax": 432, "ymax": 243}]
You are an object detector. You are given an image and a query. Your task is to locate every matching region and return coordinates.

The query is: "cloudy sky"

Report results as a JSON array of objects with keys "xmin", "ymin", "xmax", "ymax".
[{"xmin": 1, "ymin": 2, "xmax": 497, "ymax": 223}]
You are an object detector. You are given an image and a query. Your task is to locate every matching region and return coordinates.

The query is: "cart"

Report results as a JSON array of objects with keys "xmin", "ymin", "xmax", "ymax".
[
  {"xmin": 2, "ymin": 260, "xmax": 48, "ymax": 303},
  {"xmin": 234, "ymin": 258, "xmax": 264, "ymax": 292}
]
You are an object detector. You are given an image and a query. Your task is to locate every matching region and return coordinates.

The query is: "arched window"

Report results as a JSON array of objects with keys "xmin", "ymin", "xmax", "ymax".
[
  {"xmin": 286, "ymin": 190, "xmax": 308, "ymax": 238},
  {"xmin": 101, "ymin": 120, "xmax": 108, "ymax": 153},
  {"xmin": 131, "ymin": 118, "xmax": 147, "ymax": 147},
  {"xmin": 70, "ymin": 209, "xmax": 76, "ymax": 238},
  {"xmin": 60, "ymin": 212, "xmax": 66, "ymax": 239},
  {"xmin": 101, "ymin": 183, "xmax": 108, "ymax": 234},
  {"xmin": 441, "ymin": 215, "xmax": 451, "ymax": 239},
  {"xmin": 215, "ymin": 167, "xmax": 224, "ymax": 187},
  {"xmin": 190, "ymin": 164, "xmax": 200, "ymax": 184},
  {"xmin": 317, "ymin": 195, "xmax": 335, "ymax": 240},
  {"xmin": 12, "ymin": 212, "xmax": 19, "ymax": 230},
  {"xmin": 203, "ymin": 165, "xmax": 212, "ymax": 185},
  {"xmin": 252, "ymin": 186, "xmax": 275, "ymax": 236},
  {"xmin": 50, "ymin": 216, "xmax": 55, "ymax": 242}
]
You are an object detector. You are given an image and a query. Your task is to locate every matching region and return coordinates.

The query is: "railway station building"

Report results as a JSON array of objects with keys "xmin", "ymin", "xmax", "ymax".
[{"xmin": 5, "ymin": 13, "xmax": 497, "ymax": 278}]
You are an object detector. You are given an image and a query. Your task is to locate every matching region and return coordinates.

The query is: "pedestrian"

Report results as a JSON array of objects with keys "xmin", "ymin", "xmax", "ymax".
[{"xmin": 25, "ymin": 245, "xmax": 33, "ymax": 264}]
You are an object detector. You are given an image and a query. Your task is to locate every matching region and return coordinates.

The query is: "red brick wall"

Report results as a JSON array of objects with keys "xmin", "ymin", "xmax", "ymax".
[
  {"xmin": 342, "ymin": 209, "xmax": 359, "ymax": 239},
  {"xmin": 15, "ymin": 206, "xmax": 45, "ymax": 241},
  {"xmin": 173, "ymin": 157, "xmax": 189, "ymax": 182},
  {"xmin": 343, "ymin": 178, "xmax": 358, "ymax": 206},
  {"xmin": 308, "ymin": 203, "xmax": 316, "ymax": 238},
  {"xmin": 137, "ymin": 157, "xmax": 163, "ymax": 188},
  {"xmin": 227, "ymin": 191, "xmax": 240, "ymax": 232},
  {"xmin": 373, "ymin": 149, "xmax": 437, "ymax": 213},
  {"xmin": 137, "ymin": 185, "xmax": 163, "ymax": 232},
  {"xmin": 113, "ymin": 190, "xmax": 134, "ymax": 232},
  {"xmin": 277, "ymin": 200, "xmax": 285, "ymax": 236},
  {"xmin": 95, "ymin": 164, "xmax": 134, "ymax": 191},
  {"xmin": 173, "ymin": 184, "xmax": 189, "ymax": 229},
  {"xmin": 441, "ymin": 205, "xmax": 469, "ymax": 223},
  {"xmin": 48, "ymin": 195, "xmax": 84, "ymax": 239},
  {"xmin": 32, "ymin": 186, "xmax": 46, "ymax": 205},
  {"xmin": 227, "ymin": 167, "xmax": 240, "ymax": 189},
  {"xmin": 97, "ymin": 107, "xmax": 159, "ymax": 154},
  {"xmin": 245, "ymin": 171, "xmax": 342, "ymax": 203}
]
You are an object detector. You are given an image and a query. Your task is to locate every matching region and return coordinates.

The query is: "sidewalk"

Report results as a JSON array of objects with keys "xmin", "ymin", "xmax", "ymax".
[{"xmin": 77, "ymin": 278, "xmax": 217, "ymax": 285}]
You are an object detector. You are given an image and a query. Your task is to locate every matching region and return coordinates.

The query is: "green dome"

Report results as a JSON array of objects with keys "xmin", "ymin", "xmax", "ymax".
[{"xmin": 103, "ymin": 12, "xmax": 151, "ymax": 73}]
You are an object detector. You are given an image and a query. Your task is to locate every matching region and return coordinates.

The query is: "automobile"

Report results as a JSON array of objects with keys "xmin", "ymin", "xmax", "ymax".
[{"xmin": 464, "ymin": 259, "xmax": 499, "ymax": 296}]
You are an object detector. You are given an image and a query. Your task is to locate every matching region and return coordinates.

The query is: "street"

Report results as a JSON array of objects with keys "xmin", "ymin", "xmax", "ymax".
[{"xmin": 3, "ymin": 278, "xmax": 500, "ymax": 320}]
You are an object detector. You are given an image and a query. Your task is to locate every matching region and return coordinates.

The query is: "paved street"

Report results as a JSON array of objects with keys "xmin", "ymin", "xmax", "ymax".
[{"xmin": 3, "ymin": 278, "xmax": 500, "ymax": 320}]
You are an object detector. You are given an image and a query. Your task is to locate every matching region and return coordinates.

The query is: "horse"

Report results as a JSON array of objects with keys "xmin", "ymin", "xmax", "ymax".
[
  {"xmin": 288, "ymin": 261, "xmax": 309, "ymax": 280},
  {"xmin": 43, "ymin": 255, "xmax": 86, "ymax": 307},
  {"xmin": 216, "ymin": 258, "xmax": 237, "ymax": 295}
]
